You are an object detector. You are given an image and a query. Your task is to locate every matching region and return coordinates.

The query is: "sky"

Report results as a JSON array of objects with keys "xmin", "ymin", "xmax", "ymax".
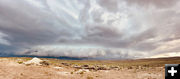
[{"xmin": 0, "ymin": 0, "xmax": 180, "ymax": 59}]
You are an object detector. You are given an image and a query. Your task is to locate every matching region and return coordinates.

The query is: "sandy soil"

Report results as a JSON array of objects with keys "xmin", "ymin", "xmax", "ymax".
[{"xmin": 0, "ymin": 58, "xmax": 165, "ymax": 79}]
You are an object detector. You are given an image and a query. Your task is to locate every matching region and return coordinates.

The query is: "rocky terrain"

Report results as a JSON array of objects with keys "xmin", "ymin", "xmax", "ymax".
[{"xmin": 1, "ymin": 57, "xmax": 178, "ymax": 79}]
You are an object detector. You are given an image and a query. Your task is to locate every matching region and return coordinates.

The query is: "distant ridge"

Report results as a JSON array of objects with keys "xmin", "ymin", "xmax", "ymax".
[{"xmin": 0, "ymin": 54, "xmax": 90, "ymax": 60}]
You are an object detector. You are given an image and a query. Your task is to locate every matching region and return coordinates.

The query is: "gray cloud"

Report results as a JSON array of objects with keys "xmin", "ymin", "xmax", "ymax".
[
  {"xmin": 0, "ymin": 0, "xmax": 180, "ymax": 59},
  {"xmin": 126, "ymin": 0, "xmax": 178, "ymax": 8}
]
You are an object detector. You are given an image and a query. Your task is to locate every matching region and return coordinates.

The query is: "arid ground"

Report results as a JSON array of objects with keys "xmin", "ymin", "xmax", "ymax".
[{"xmin": 1, "ymin": 57, "xmax": 180, "ymax": 79}]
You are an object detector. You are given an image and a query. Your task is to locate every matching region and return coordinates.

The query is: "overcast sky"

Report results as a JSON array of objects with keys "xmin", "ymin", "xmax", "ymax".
[{"xmin": 0, "ymin": 0, "xmax": 180, "ymax": 59}]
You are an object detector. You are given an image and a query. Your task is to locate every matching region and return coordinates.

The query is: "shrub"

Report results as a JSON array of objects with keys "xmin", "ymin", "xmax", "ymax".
[
  {"xmin": 17, "ymin": 61, "xmax": 23, "ymax": 64},
  {"xmin": 80, "ymin": 71, "xmax": 84, "ymax": 74},
  {"xmin": 87, "ymin": 76, "xmax": 93, "ymax": 79},
  {"xmin": 40, "ymin": 61, "xmax": 49, "ymax": 66}
]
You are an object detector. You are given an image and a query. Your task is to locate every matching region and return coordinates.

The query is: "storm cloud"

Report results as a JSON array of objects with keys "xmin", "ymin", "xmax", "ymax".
[{"xmin": 0, "ymin": 0, "xmax": 180, "ymax": 59}]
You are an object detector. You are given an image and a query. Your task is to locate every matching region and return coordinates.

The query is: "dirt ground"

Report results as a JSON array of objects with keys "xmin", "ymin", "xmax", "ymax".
[{"xmin": 0, "ymin": 58, "xmax": 165, "ymax": 79}]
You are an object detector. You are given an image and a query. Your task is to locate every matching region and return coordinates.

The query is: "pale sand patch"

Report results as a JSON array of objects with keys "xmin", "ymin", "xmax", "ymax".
[
  {"xmin": 24, "ymin": 57, "xmax": 42, "ymax": 65},
  {"xmin": 53, "ymin": 67, "xmax": 63, "ymax": 69},
  {"xmin": 57, "ymin": 72, "xmax": 70, "ymax": 75}
]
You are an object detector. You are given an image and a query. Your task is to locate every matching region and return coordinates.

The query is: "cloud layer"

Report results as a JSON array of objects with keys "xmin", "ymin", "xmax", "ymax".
[{"xmin": 0, "ymin": 0, "xmax": 180, "ymax": 59}]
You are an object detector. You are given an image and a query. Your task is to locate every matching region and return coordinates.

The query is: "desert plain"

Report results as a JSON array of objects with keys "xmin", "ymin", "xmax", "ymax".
[{"xmin": 1, "ymin": 57, "xmax": 180, "ymax": 79}]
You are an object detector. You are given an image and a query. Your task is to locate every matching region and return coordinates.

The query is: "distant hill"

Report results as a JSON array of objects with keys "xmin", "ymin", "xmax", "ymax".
[{"xmin": 0, "ymin": 54, "xmax": 89, "ymax": 60}]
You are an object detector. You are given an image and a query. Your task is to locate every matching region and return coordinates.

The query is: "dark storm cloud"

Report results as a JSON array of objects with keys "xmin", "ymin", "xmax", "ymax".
[
  {"xmin": 0, "ymin": 0, "xmax": 180, "ymax": 59},
  {"xmin": 0, "ymin": 0, "xmax": 80, "ymax": 46}
]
